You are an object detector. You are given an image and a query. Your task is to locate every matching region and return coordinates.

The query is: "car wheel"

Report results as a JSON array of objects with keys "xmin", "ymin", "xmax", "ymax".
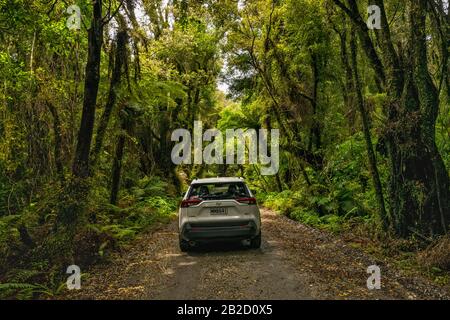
[
  {"xmin": 250, "ymin": 232, "xmax": 261, "ymax": 249},
  {"xmin": 179, "ymin": 237, "xmax": 190, "ymax": 252}
]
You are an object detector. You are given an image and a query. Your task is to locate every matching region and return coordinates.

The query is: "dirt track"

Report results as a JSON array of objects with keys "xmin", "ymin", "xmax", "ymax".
[{"xmin": 64, "ymin": 209, "xmax": 450, "ymax": 300}]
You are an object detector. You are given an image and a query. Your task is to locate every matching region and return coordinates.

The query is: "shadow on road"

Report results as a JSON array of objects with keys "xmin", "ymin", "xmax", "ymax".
[{"xmin": 186, "ymin": 240, "xmax": 264, "ymax": 255}]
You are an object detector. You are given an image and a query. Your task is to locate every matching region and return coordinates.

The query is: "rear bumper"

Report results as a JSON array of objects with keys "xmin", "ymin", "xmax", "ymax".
[{"xmin": 181, "ymin": 220, "xmax": 259, "ymax": 241}]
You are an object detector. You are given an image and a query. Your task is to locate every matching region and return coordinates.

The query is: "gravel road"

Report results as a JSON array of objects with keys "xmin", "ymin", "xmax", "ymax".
[{"xmin": 64, "ymin": 209, "xmax": 450, "ymax": 300}]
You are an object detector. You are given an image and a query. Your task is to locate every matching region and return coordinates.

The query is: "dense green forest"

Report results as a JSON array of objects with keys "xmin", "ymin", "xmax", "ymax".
[{"xmin": 0, "ymin": 0, "xmax": 449, "ymax": 299}]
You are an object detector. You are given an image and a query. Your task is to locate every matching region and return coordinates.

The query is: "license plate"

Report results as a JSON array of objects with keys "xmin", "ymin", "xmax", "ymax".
[{"xmin": 210, "ymin": 207, "xmax": 227, "ymax": 215}]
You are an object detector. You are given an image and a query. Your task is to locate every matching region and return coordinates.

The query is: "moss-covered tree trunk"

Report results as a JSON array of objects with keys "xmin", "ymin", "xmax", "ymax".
[
  {"xmin": 336, "ymin": 0, "xmax": 450, "ymax": 236},
  {"xmin": 379, "ymin": 0, "xmax": 450, "ymax": 236},
  {"xmin": 386, "ymin": 0, "xmax": 450, "ymax": 236}
]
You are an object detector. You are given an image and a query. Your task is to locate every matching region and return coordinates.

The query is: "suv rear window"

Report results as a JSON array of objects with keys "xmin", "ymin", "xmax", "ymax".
[{"xmin": 188, "ymin": 182, "xmax": 249, "ymax": 200}]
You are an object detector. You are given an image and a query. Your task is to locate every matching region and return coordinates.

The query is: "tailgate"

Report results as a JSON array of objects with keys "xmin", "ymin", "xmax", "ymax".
[{"xmin": 187, "ymin": 200, "xmax": 242, "ymax": 217}]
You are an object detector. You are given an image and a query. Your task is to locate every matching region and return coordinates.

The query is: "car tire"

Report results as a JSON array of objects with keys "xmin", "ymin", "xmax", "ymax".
[
  {"xmin": 250, "ymin": 232, "xmax": 261, "ymax": 249},
  {"xmin": 179, "ymin": 237, "xmax": 190, "ymax": 252}
]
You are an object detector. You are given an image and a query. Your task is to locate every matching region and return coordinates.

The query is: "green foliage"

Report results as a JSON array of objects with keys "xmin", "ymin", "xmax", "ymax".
[
  {"xmin": 0, "ymin": 280, "xmax": 67, "ymax": 299},
  {"xmin": 84, "ymin": 177, "xmax": 178, "ymax": 255},
  {"xmin": 436, "ymin": 105, "xmax": 450, "ymax": 172},
  {"xmin": 259, "ymin": 190, "xmax": 297, "ymax": 214},
  {"xmin": 0, "ymin": 215, "xmax": 22, "ymax": 270},
  {"xmin": 261, "ymin": 190, "xmax": 344, "ymax": 233},
  {"xmin": 129, "ymin": 176, "xmax": 170, "ymax": 200},
  {"xmin": 0, "ymin": 283, "xmax": 40, "ymax": 300},
  {"xmin": 324, "ymin": 132, "xmax": 384, "ymax": 217},
  {"xmin": 258, "ymin": 132, "xmax": 387, "ymax": 234},
  {"xmin": 0, "ymin": 173, "xmax": 178, "ymax": 299}
]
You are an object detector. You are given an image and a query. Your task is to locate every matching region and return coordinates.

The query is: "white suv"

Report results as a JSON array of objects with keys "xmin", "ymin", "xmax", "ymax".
[{"xmin": 178, "ymin": 177, "xmax": 261, "ymax": 251}]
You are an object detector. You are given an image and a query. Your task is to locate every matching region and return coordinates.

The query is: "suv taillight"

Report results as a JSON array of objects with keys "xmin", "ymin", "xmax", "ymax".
[
  {"xmin": 181, "ymin": 199, "xmax": 202, "ymax": 207},
  {"xmin": 237, "ymin": 197, "xmax": 257, "ymax": 205}
]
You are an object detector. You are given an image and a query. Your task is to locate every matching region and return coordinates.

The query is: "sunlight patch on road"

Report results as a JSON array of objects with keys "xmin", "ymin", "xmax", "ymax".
[
  {"xmin": 117, "ymin": 286, "xmax": 145, "ymax": 295},
  {"xmin": 178, "ymin": 261, "xmax": 197, "ymax": 266},
  {"xmin": 163, "ymin": 268, "xmax": 175, "ymax": 275},
  {"xmin": 163, "ymin": 253, "xmax": 183, "ymax": 258}
]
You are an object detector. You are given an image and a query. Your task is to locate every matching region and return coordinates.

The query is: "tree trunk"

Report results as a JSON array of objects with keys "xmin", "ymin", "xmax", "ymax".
[
  {"xmin": 72, "ymin": 0, "xmax": 103, "ymax": 178},
  {"xmin": 91, "ymin": 30, "xmax": 128, "ymax": 166},
  {"xmin": 110, "ymin": 107, "xmax": 130, "ymax": 205},
  {"xmin": 110, "ymin": 127, "xmax": 125, "ymax": 205},
  {"xmin": 378, "ymin": 0, "xmax": 450, "ymax": 236},
  {"xmin": 349, "ymin": 30, "xmax": 389, "ymax": 230},
  {"xmin": 46, "ymin": 102, "xmax": 64, "ymax": 181},
  {"xmin": 336, "ymin": 22, "xmax": 357, "ymax": 133},
  {"xmin": 308, "ymin": 52, "xmax": 321, "ymax": 152},
  {"xmin": 391, "ymin": 0, "xmax": 450, "ymax": 236}
]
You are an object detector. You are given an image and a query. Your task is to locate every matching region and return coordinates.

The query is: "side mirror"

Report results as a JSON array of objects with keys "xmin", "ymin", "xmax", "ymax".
[{"xmin": 251, "ymin": 189, "xmax": 257, "ymax": 195}]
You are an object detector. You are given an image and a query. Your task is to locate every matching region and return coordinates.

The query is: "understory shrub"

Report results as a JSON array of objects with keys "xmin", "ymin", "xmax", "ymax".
[{"xmin": 0, "ymin": 175, "xmax": 178, "ymax": 299}]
